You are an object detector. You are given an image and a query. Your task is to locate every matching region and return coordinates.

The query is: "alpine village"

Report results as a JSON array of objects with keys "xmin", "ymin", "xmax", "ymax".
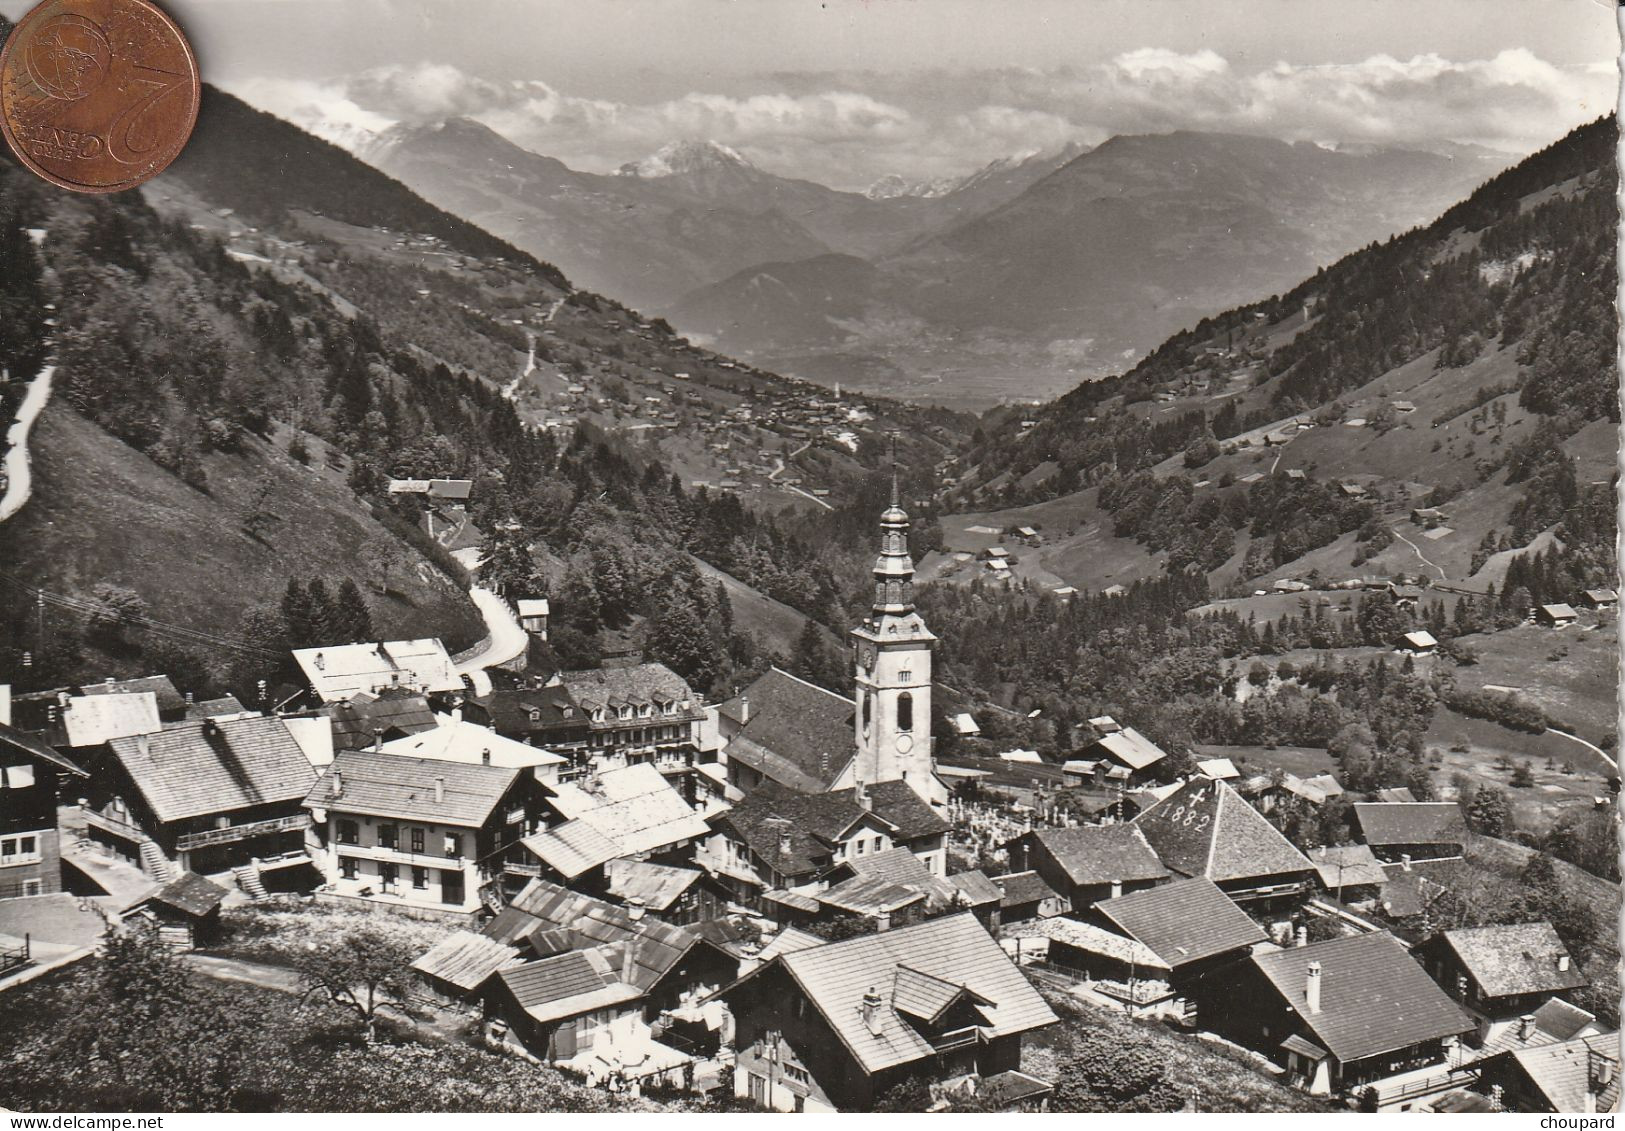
[{"xmin": 0, "ymin": 40, "xmax": 1619, "ymax": 1117}]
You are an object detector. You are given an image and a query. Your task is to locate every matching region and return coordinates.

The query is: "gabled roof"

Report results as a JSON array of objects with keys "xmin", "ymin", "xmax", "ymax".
[
  {"xmin": 319, "ymin": 689, "xmax": 439, "ymax": 750},
  {"xmin": 1403, "ymin": 630, "xmax": 1438, "ymax": 649},
  {"xmin": 1375, "ymin": 787, "xmax": 1416, "ymax": 804},
  {"xmin": 1540, "ymin": 603, "xmax": 1578, "ymax": 619},
  {"xmin": 948, "ymin": 869, "xmax": 1002, "ymax": 907},
  {"xmin": 474, "ymin": 687, "xmax": 581, "ymax": 738},
  {"xmin": 1022, "ymin": 824, "xmax": 1168, "ymax": 888},
  {"xmin": 993, "ymin": 870, "xmax": 1061, "ymax": 909},
  {"xmin": 1095, "ymin": 877, "xmax": 1265, "ymax": 966},
  {"xmin": 816, "ymin": 873, "xmax": 928, "ymax": 917},
  {"xmin": 1437, "ymin": 923, "xmax": 1588, "ymax": 999},
  {"xmin": 62, "ymin": 691, "xmax": 162, "ymax": 748},
  {"xmin": 1281, "ymin": 772, "xmax": 1345, "ymax": 804},
  {"xmin": 305, "ymin": 748, "xmax": 520, "ymax": 827},
  {"xmin": 552, "ymin": 663, "xmax": 698, "ymax": 714},
  {"xmin": 1353, "ymin": 802, "xmax": 1467, "ymax": 847},
  {"xmin": 1495, "ymin": 1034, "xmax": 1618, "ymax": 1112},
  {"xmin": 756, "ymin": 926, "xmax": 826, "ymax": 962},
  {"xmin": 541, "ymin": 763, "xmax": 711, "ymax": 858},
  {"xmin": 380, "ymin": 718, "xmax": 566, "ymax": 770},
  {"xmin": 833, "ymin": 845, "xmax": 959, "ymax": 907},
  {"xmin": 603, "ymin": 859, "xmax": 702, "ymax": 913},
  {"xmin": 0, "ymin": 719, "xmax": 87, "ymax": 776},
  {"xmin": 496, "ymin": 949, "xmax": 641, "ymax": 1023},
  {"xmin": 892, "ymin": 964, "xmax": 992, "ymax": 1025},
  {"xmin": 1249, "ymin": 932, "xmax": 1472, "ymax": 1064},
  {"xmin": 1309, "ymin": 844, "xmax": 1388, "ymax": 890},
  {"xmin": 1530, "ymin": 998, "xmax": 1603, "ymax": 1043},
  {"xmin": 1195, "ymin": 757, "xmax": 1240, "ymax": 780},
  {"xmin": 187, "ymin": 695, "xmax": 247, "ymax": 718},
  {"xmin": 1134, "ymin": 777, "xmax": 1314, "ymax": 884},
  {"xmin": 829, "ymin": 780, "xmax": 948, "ymax": 843},
  {"xmin": 520, "ymin": 820, "xmax": 621, "ymax": 879},
  {"xmin": 79, "ymin": 675, "xmax": 186, "ymax": 715},
  {"xmin": 110, "ymin": 716, "xmax": 315, "ymax": 824},
  {"xmin": 412, "ymin": 929, "xmax": 524, "ymax": 992},
  {"xmin": 293, "ymin": 639, "xmax": 463, "ymax": 703},
  {"xmin": 1032, "ymin": 915, "xmax": 1169, "ymax": 970},
  {"xmin": 719, "ymin": 667, "xmax": 855, "ymax": 791},
  {"xmin": 740, "ymin": 913, "xmax": 1057, "ymax": 1075},
  {"xmin": 1089, "ymin": 727, "xmax": 1168, "ymax": 770},
  {"xmin": 516, "ymin": 599, "xmax": 550, "ymax": 618},
  {"xmin": 712, "ymin": 782, "xmax": 920, "ymax": 879},
  {"xmin": 127, "ymin": 871, "xmax": 228, "ymax": 918}
]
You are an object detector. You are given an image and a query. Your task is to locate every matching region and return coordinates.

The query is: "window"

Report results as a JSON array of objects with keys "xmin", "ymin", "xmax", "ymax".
[
  {"xmin": 896, "ymin": 692, "xmax": 914, "ymax": 732},
  {"xmin": 855, "ymin": 839, "xmax": 867, "ymax": 856},
  {"xmin": 379, "ymin": 862, "xmax": 399, "ymax": 889},
  {"xmin": 0, "ymin": 764, "xmax": 34, "ymax": 789},
  {"xmin": 412, "ymin": 866, "xmax": 429, "ymax": 889},
  {"xmin": 445, "ymin": 834, "xmax": 463, "ymax": 858},
  {"xmin": 21, "ymin": 878, "xmax": 41, "ymax": 897},
  {"xmin": 410, "ymin": 828, "xmax": 425, "ymax": 854},
  {"xmin": 339, "ymin": 858, "xmax": 358, "ymax": 880},
  {"xmin": 378, "ymin": 825, "xmax": 398, "ymax": 850},
  {"xmin": 337, "ymin": 819, "xmax": 359, "ymax": 845},
  {"xmin": 860, "ymin": 691, "xmax": 872, "ymax": 734},
  {"xmin": 898, "ymin": 670, "xmax": 912, "ymax": 684},
  {"xmin": 873, "ymin": 836, "xmax": 883, "ymax": 852},
  {"xmin": 0, "ymin": 835, "xmax": 40, "ymax": 865}
]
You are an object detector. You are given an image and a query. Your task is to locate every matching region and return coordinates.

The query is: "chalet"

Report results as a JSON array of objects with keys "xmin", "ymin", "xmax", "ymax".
[
  {"xmin": 1536, "ymin": 603, "xmax": 1579, "ymax": 628},
  {"xmin": 720, "ymin": 912, "xmax": 1058, "ymax": 1111},
  {"xmin": 1415, "ymin": 923, "xmax": 1590, "ymax": 1046},
  {"xmin": 1101, "ymin": 584, "xmax": 1128, "ymax": 599},
  {"xmin": 1391, "ymin": 400, "xmax": 1416, "ymax": 414},
  {"xmin": 1051, "ymin": 586, "xmax": 1078, "ymax": 601},
  {"xmin": 1374, "ymin": 786, "xmax": 1416, "ymax": 804},
  {"xmin": 1041, "ymin": 876, "xmax": 1265, "ymax": 1017},
  {"xmin": 305, "ymin": 749, "xmax": 550, "ymax": 916},
  {"xmin": 411, "ymin": 929, "xmax": 524, "ymax": 1001},
  {"xmin": 1133, "ymin": 777, "xmax": 1315, "ymax": 910},
  {"xmin": 120, "ymin": 871, "xmax": 228, "ymax": 950},
  {"xmin": 1273, "ymin": 579, "xmax": 1312, "ymax": 593},
  {"xmin": 1352, "ymin": 802, "xmax": 1466, "ymax": 863},
  {"xmin": 817, "ymin": 845, "xmax": 962, "ymax": 915},
  {"xmin": 1307, "ymin": 844, "xmax": 1387, "ymax": 903},
  {"xmin": 1197, "ymin": 932, "xmax": 1474, "ymax": 1096},
  {"xmin": 387, "ymin": 478, "xmax": 474, "ymax": 507},
  {"xmin": 1391, "ymin": 584, "xmax": 1424, "ymax": 610},
  {"xmin": 1002, "ymin": 824, "xmax": 1167, "ymax": 914},
  {"xmin": 313, "ymin": 688, "xmax": 439, "ymax": 752},
  {"xmin": 1581, "ymin": 588, "xmax": 1618, "ymax": 610},
  {"xmin": 42, "ymin": 690, "xmax": 162, "ymax": 751},
  {"xmin": 991, "ymin": 870, "xmax": 1065, "ymax": 924},
  {"xmin": 601, "ymin": 858, "xmax": 726, "ymax": 926},
  {"xmin": 1194, "ymin": 757, "xmax": 1240, "ymax": 781},
  {"xmin": 517, "ymin": 599, "xmax": 550, "ymax": 638},
  {"xmin": 1411, "ymin": 507, "xmax": 1449, "ymax": 526},
  {"xmin": 379, "ymin": 719, "xmax": 568, "ymax": 782},
  {"xmin": 699, "ymin": 781, "xmax": 948, "ymax": 908},
  {"xmin": 1339, "ymin": 483, "xmax": 1367, "ymax": 498},
  {"xmin": 0, "ymin": 721, "xmax": 87, "ymax": 899},
  {"xmin": 293, "ymin": 639, "xmax": 464, "ymax": 704},
  {"xmin": 516, "ymin": 763, "xmax": 711, "ymax": 886},
  {"xmin": 1474, "ymin": 1034, "xmax": 1619, "ymax": 1113},
  {"xmin": 1285, "ymin": 469, "xmax": 1307, "ymax": 481},
  {"xmin": 78, "ymin": 675, "xmax": 188, "ymax": 722},
  {"xmin": 979, "ymin": 547, "xmax": 1011, "ymax": 563},
  {"xmin": 951, "ymin": 712, "xmax": 981, "ymax": 737},
  {"xmin": 1076, "ymin": 725, "xmax": 1168, "ymax": 782},
  {"xmin": 464, "ymin": 686, "xmax": 591, "ymax": 751},
  {"xmin": 91, "ymin": 716, "xmax": 316, "ymax": 884},
  {"xmin": 1400, "ymin": 629, "xmax": 1438, "ymax": 654}
]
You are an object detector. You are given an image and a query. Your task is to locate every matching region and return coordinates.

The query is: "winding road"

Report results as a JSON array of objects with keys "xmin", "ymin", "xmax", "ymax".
[
  {"xmin": 447, "ymin": 548, "xmax": 528, "ymax": 697},
  {"xmin": 0, "ymin": 366, "xmax": 54, "ymax": 523}
]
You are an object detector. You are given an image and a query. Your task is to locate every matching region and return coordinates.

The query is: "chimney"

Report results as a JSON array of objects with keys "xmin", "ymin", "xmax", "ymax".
[
  {"xmin": 136, "ymin": 733, "xmax": 150, "ymax": 758},
  {"xmin": 856, "ymin": 780, "xmax": 870, "ymax": 811},
  {"xmin": 1589, "ymin": 1048, "xmax": 1615, "ymax": 1094},
  {"xmin": 778, "ymin": 828, "xmax": 793, "ymax": 857},
  {"xmin": 434, "ymin": 776, "xmax": 445, "ymax": 805},
  {"xmin": 1558, "ymin": 954, "xmax": 1571, "ymax": 972},
  {"xmin": 331, "ymin": 768, "xmax": 344, "ymax": 798},
  {"xmin": 372, "ymin": 727, "xmax": 384, "ymax": 753},
  {"xmin": 1305, "ymin": 961, "xmax": 1322, "ymax": 1014},
  {"xmin": 860, "ymin": 987, "xmax": 885, "ymax": 1036},
  {"xmin": 1518, "ymin": 1015, "xmax": 1536, "ymax": 1041},
  {"xmin": 1400, "ymin": 853, "xmax": 1412, "ymax": 872},
  {"xmin": 314, "ymin": 652, "xmax": 325, "ymax": 671},
  {"xmin": 481, "ymin": 747, "xmax": 492, "ymax": 766},
  {"xmin": 105, "ymin": 676, "xmax": 115, "ymax": 686},
  {"xmin": 184, "ymin": 691, "xmax": 194, "ymax": 705},
  {"xmin": 1295, "ymin": 925, "xmax": 1308, "ymax": 949},
  {"xmin": 739, "ymin": 695, "xmax": 750, "ymax": 725},
  {"xmin": 627, "ymin": 897, "xmax": 646, "ymax": 922},
  {"xmin": 257, "ymin": 679, "xmax": 267, "ymax": 704}
]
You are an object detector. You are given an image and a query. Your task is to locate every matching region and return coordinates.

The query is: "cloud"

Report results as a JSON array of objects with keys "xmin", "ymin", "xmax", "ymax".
[{"xmin": 229, "ymin": 48, "xmax": 1612, "ymax": 190}]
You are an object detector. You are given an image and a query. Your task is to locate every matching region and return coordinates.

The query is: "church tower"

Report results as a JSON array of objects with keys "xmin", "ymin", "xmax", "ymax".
[{"xmin": 848, "ymin": 466, "xmax": 942, "ymax": 805}]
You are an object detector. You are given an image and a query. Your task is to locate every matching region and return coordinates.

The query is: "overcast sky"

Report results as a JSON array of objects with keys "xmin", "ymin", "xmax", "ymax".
[{"xmin": 8, "ymin": 0, "xmax": 1616, "ymax": 188}]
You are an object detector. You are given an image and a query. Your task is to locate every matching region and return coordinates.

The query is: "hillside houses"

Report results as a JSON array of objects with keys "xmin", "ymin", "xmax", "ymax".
[
  {"xmin": 0, "ymin": 722, "xmax": 87, "ymax": 899},
  {"xmin": 293, "ymin": 640, "xmax": 464, "ymax": 704},
  {"xmin": 1351, "ymin": 802, "xmax": 1467, "ymax": 863},
  {"xmin": 1001, "ymin": 824, "xmax": 1168, "ymax": 914},
  {"xmin": 1415, "ymin": 923, "xmax": 1591, "ymax": 1048}
]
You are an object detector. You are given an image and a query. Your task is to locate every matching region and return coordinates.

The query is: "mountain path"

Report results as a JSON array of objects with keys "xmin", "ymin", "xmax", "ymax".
[
  {"xmin": 0, "ymin": 366, "xmax": 55, "ymax": 523},
  {"xmin": 1390, "ymin": 525, "xmax": 1447, "ymax": 581}
]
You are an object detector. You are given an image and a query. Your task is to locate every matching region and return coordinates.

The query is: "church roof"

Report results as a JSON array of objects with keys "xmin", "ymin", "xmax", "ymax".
[{"xmin": 719, "ymin": 668, "xmax": 854, "ymax": 791}]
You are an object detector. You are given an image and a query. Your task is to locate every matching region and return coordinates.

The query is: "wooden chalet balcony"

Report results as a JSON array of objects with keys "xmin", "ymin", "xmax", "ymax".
[
  {"xmin": 930, "ymin": 1026, "xmax": 984, "ymax": 1053},
  {"xmin": 176, "ymin": 813, "xmax": 310, "ymax": 852},
  {"xmin": 503, "ymin": 861, "xmax": 542, "ymax": 878},
  {"xmin": 334, "ymin": 840, "xmax": 472, "ymax": 870},
  {"xmin": 83, "ymin": 808, "xmax": 147, "ymax": 842}
]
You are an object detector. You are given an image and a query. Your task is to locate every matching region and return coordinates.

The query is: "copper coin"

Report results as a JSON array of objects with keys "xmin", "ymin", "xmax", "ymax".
[{"xmin": 0, "ymin": 0, "xmax": 199, "ymax": 193}]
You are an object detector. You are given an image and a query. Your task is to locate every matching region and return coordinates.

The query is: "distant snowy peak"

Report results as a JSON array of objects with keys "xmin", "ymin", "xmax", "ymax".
[
  {"xmin": 615, "ymin": 139, "xmax": 755, "ymax": 178},
  {"xmin": 865, "ymin": 172, "xmax": 961, "ymax": 200},
  {"xmin": 865, "ymin": 141, "xmax": 1094, "ymax": 200}
]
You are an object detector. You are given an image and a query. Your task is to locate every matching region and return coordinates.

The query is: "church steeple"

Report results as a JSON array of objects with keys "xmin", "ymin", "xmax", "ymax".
[{"xmin": 872, "ymin": 462, "xmax": 916, "ymax": 616}]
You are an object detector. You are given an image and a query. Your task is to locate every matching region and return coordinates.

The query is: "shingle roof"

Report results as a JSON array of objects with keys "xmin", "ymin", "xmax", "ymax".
[
  {"xmin": 602, "ymin": 859, "xmax": 702, "ymax": 912},
  {"xmin": 1024, "ymin": 825, "xmax": 1168, "ymax": 887},
  {"xmin": 521, "ymin": 820, "xmax": 622, "ymax": 879},
  {"xmin": 830, "ymin": 780, "xmax": 948, "ymax": 842},
  {"xmin": 892, "ymin": 964, "xmax": 991, "ymax": 1024},
  {"xmin": 1309, "ymin": 844, "xmax": 1389, "ymax": 890},
  {"xmin": 293, "ymin": 639, "xmax": 463, "ymax": 703},
  {"xmin": 1281, "ymin": 773, "xmax": 1345, "ymax": 804},
  {"xmin": 187, "ymin": 695, "xmax": 246, "ymax": 718},
  {"xmin": 1089, "ymin": 727, "xmax": 1168, "ymax": 771},
  {"xmin": 1094, "ymin": 877, "xmax": 1265, "ymax": 966},
  {"xmin": 541, "ymin": 763, "xmax": 711, "ymax": 857},
  {"xmin": 133, "ymin": 871, "xmax": 228, "ymax": 917},
  {"xmin": 412, "ymin": 929, "xmax": 524, "ymax": 992},
  {"xmin": 993, "ymin": 870, "xmax": 1061, "ymax": 909},
  {"xmin": 0, "ymin": 719, "xmax": 87, "ymax": 776},
  {"xmin": 1531, "ymin": 998, "xmax": 1602, "ymax": 1043},
  {"xmin": 305, "ymin": 748, "xmax": 519, "ymax": 826},
  {"xmin": 1033, "ymin": 915, "xmax": 1169, "ymax": 970},
  {"xmin": 1499, "ymin": 1034, "xmax": 1619, "ymax": 1112},
  {"xmin": 320, "ymin": 689, "xmax": 439, "ymax": 750},
  {"xmin": 553, "ymin": 662, "xmax": 699, "ymax": 714},
  {"xmin": 1439, "ymin": 923, "xmax": 1588, "ymax": 999},
  {"xmin": 80, "ymin": 675, "xmax": 186, "ymax": 715},
  {"xmin": 474, "ymin": 687, "xmax": 584, "ymax": 739},
  {"xmin": 380, "ymin": 719, "xmax": 566, "ymax": 769},
  {"xmin": 496, "ymin": 949, "xmax": 642, "ymax": 1023},
  {"xmin": 756, "ymin": 926, "xmax": 826, "ymax": 962},
  {"xmin": 719, "ymin": 667, "xmax": 855, "ymax": 790},
  {"xmin": 816, "ymin": 873, "xmax": 928, "ymax": 917},
  {"xmin": 1353, "ymin": 802, "xmax": 1467, "ymax": 847},
  {"xmin": 763, "ymin": 913, "xmax": 1058, "ymax": 1074},
  {"xmin": 948, "ymin": 869, "xmax": 1002, "ymax": 906},
  {"xmin": 713, "ymin": 783, "xmax": 899, "ymax": 879},
  {"xmin": 1250, "ymin": 932, "xmax": 1472, "ymax": 1063},
  {"xmin": 110, "ymin": 716, "xmax": 315, "ymax": 824},
  {"xmin": 836, "ymin": 846, "xmax": 959, "ymax": 907},
  {"xmin": 1134, "ymin": 777, "xmax": 1314, "ymax": 884},
  {"xmin": 62, "ymin": 692, "xmax": 162, "ymax": 748},
  {"xmin": 1374, "ymin": 787, "xmax": 1416, "ymax": 804}
]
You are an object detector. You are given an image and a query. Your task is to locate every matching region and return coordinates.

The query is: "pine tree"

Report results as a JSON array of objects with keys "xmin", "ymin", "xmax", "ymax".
[{"xmin": 334, "ymin": 579, "xmax": 374, "ymax": 644}]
